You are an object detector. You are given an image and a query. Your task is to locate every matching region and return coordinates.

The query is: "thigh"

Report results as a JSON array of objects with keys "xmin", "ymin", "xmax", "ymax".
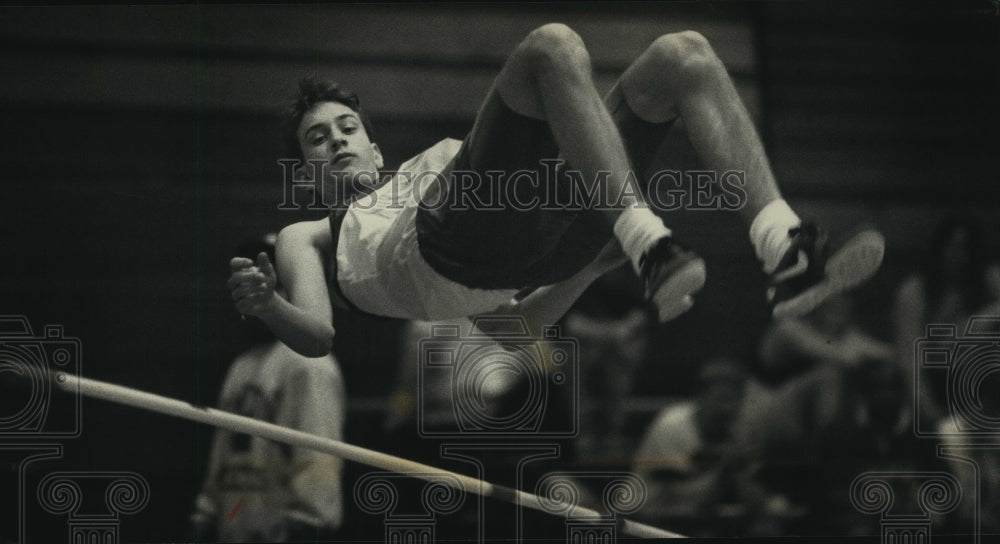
[
  {"xmin": 458, "ymin": 86, "xmax": 559, "ymax": 181},
  {"xmin": 415, "ymin": 87, "xmax": 585, "ymax": 289},
  {"xmin": 605, "ymin": 82, "xmax": 683, "ymax": 185}
]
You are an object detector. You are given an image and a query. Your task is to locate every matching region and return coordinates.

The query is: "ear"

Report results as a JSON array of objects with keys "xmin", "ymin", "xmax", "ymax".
[{"xmin": 372, "ymin": 143, "xmax": 384, "ymax": 170}]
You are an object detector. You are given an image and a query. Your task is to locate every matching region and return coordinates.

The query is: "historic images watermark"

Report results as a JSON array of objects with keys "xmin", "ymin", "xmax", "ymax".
[
  {"xmin": 852, "ymin": 317, "xmax": 1000, "ymax": 544},
  {"xmin": 913, "ymin": 318, "xmax": 1000, "ymax": 439},
  {"xmin": 850, "ymin": 472, "xmax": 962, "ymax": 544},
  {"xmin": 0, "ymin": 316, "xmax": 81, "ymax": 439},
  {"xmin": 36, "ymin": 471, "xmax": 151, "ymax": 543},
  {"xmin": 277, "ymin": 158, "xmax": 748, "ymax": 213},
  {"xmin": 416, "ymin": 316, "xmax": 577, "ymax": 439},
  {"xmin": 353, "ymin": 472, "xmax": 467, "ymax": 544},
  {"xmin": 535, "ymin": 471, "xmax": 647, "ymax": 544},
  {"xmin": 350, "ymin": 316, "xmax": 654, "ymax": 544},
  {"xmin": 1, "ymin": 315, "xmax": 150, "ymax": 544}
]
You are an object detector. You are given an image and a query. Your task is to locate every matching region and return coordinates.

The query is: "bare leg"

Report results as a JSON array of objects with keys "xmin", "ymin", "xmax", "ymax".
[
  {"xmin": 611, "ymin": 31, "xmax": 884, "ymax": 317},
  {"xmin": 485, "ymin": 24, "xmax": 705, "ymax": 321},
  {"xmin": 494, "ymin": 23, "xmax": 642, "ymax": 222},
  {"xmin": 615, "ymin": 31, "xmax": 781, "ymax": 221}
]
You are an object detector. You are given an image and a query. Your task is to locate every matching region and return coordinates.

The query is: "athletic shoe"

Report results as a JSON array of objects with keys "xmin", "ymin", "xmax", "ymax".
[
  {"xmin": 639, "ymin": 237, "xmax": 707, "ymax": 322},
  {"xmin": 769, "ymin": 223, "xmax": 885, "ymax": 318}
]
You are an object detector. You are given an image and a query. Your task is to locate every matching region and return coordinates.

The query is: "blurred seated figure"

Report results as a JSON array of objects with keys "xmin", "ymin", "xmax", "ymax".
[
  {"xmin": 563, "ymin": 271, "xmax": 652, "ymax": 464},
  {"xmin": 759, "ymin": 293, "xmax": 893, "ymax": 383},
  {"xmin": 383, "ymin": 316, "xmax": 582, "ymax": 540},
  {"xmin": 894, "ymin": 214, "xmax": 999, "ymax": 428},
  {"xmin": 979, "ymin": 262, "xmax": 1000, "ymax": 316},
  {"xmin": 938, "ymin": 421, "xmax": 1000, "ymax": 535},
  {"xmin": 743, "ymin": 354, "xmax": 940, "ymax": 536},
  {"xmin": 893, "ymin": 215, "xmax": 1000, "ymax": 535},
  {"xmin": 565, "ymin": 307, "xmax": 649, "ymax": 463},
  {"xmin": 383, "ymin": 316, "xmax": 576, "ymax": 473},
  {"xmin": 384, "ymin": 317, "xmax": 532, "ymax": 440},
  {"xmin": 934, "ymin": 313, "xmax": 1000, "ymax": 535},
  {"xmin": 632, "ymin": 358, "xmax": 786, "ymax": 537},
  {"xmin": 190, "ymin": 235, "xmax": 346, "ymax": 542}
]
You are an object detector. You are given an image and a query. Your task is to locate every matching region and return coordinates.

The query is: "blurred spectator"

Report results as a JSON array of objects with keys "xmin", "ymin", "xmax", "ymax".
[
  {"xmin": 555, "ymin": 267, "xmax": 650, "ymax": 464},
  {"xmin": 984, "ymin": 263, "xmax": 1000, "ymax": 313},
  {"xmin": 894, "ymin": 215, "xmax": 999, "ymax": 427},
  {"xmin": 384, "ymin": 317, "xmax": 528, "ymax": 438},
  {"xmin": 564, "ymin": 304, "xmax": 651, "ymax": 463},
  {"xmin": 894, "ymin": 216, "xmax": 1000, "ymax": 534},
  {"xmin": 383, "ymin": 316, "xmax": 576, "ymax": 539},
  {"xmin": 742, "ymin": 354, "xmax": 940, "ymax": 536},
  {"xmin": 759, "ymin": 294, "xmax": 894, "ymax": 384},
  {"xmin": 938, "ymin": 420, "xmax": 1000, "ymax": 534},
  {"xmin": 632, "ymin": 357, "xmax": 784, "ymax": 537},
  {"xmin": 190, "ymin": 235, "xmax": 346, "ymax": 542},
  {"xmin": 935, "ymin": 314, "xmax": 1000, "ymax": 534}
]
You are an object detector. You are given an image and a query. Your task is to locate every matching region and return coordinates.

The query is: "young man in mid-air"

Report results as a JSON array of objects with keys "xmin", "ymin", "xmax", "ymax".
[{"xmin": 229, "ymin": 25, "xmax": 885, "ymax": 357}]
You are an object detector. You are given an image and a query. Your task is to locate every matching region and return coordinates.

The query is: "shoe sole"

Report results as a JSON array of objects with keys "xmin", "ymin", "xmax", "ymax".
[
  {"xmin": 652, "ymin": 258, "xmax": 707, "ymax": 322},
  {"xmin": 772, "ymin": 229, "xmax": 885, "ymax": 319}
]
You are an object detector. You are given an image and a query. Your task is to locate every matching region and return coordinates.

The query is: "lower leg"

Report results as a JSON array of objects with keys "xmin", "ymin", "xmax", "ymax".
[
  {"xmin": 615, "ymin": 32, "xmax": 885, "ymax": 317},
  {"xmin": 620, "ymin": 31, "xmax": 782, "ymax": 218},
  {"xmin": 495, "ymin": 24, "xmax": 670, "ymax": 270},
  {"xmin": 480, "ymin": 24, "xmax": 706, "ymax": 321},
  {"xmin": 619, "ymin": 31, "xmax": 797, "ymax": 272}
]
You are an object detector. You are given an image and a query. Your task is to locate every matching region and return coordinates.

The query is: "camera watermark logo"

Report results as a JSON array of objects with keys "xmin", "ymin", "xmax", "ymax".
[
  {"xmin": 417, "ymin": 316, "xmax": 578, "ymax": 438},
  {"xmin": 0, "ymin": 315, "xmax": 81, "ymax": 438},
  {"xmin": 850, "ymin": 472, "xmax": 961, "ymax": 544},
  {"xmin": 535, "ymin": 471, "xmax": 646, "ymax": 544},
  {"xmin": 914, "ymin": 317, "xmax": 1000, "ymax": 438},
  {"xmin": 36, "ymin": 471, "xmax": 150, "ymax": 544},
  {"xmin": 353, "ymin": 471, "xmax": 466, "ymax": 544}
]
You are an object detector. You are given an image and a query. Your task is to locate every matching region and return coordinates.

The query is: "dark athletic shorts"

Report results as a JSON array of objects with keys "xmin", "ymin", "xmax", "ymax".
[{"xmin": 415, "ymin": 90, "xmax": 614, "ymax": 290}]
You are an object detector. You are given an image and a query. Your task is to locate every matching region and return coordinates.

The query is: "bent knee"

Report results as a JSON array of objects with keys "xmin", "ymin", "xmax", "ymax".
[
  {"xmin": 646, "ymin": 30, "xmax": 723, "ymax": 81},
  {"xmin": 518, "ymin": 23, "xmax": 591, "ymax": 73}
]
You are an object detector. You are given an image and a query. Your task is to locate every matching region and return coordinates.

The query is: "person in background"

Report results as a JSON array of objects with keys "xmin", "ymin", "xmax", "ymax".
[
  {"xmin": 563, "ymin": 270, "xmax": 651, "ymax": 463},
  {"xmin": 632, "ymin": 357, "xmax": 782, "ymax": 537},
  {"xmin": 894, "ymin": 215, "xmax": 998, "ymax": 427},
  {"xmin": 191, "ymin": 234, "xmax": 346, "ymax": 542},
  {"xmin": 759, "ymin": 294, "xmax": 894, "ymax": 384},
  {"xmin": 894, "ymin": 215, "xmax": 1000, "ymax": 534}
]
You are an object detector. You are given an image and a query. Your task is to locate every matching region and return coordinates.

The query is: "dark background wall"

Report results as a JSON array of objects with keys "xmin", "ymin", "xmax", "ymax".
[{"xmin": 1, "ymin": 3, "xmax": 998, "ymax": 541}]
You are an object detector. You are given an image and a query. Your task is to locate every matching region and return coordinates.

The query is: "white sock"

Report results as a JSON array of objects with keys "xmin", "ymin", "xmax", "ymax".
[
  {"xmin": 613, "ymin": 206, "xmax": 672, "ymax": 274},
  {"xmin": 749, "ymin": 198, "xmax": 801, "ymax": 273}
]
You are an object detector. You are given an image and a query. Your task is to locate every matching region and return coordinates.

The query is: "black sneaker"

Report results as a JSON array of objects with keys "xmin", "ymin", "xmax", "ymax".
[
  {"xmin": 768, "ymin": 223, "xmax": 885, "ymax": 318},
  {"xmin": 639, "ymin": 237, "xmax": 707, "ymax": 322}
]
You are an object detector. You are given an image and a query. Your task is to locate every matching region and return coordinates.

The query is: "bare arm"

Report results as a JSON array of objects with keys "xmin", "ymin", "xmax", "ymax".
[
  {"xmin": 758, "ymin": 318, "xmax": 846, "ymax": 373},
  {"xmin": 228, "ymin": 221, "xmax": 336, "ymax": 357},
  {"xmin": 760, "ymin": 317, "xmax": 894, "ymax": 376},
  {"xmin": 486, "ymin": 238, "xmax": 627, "ymax": 339}
]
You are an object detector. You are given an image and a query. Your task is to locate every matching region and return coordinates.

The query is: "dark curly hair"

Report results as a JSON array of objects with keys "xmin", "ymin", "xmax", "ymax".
[{"xmin": 284, "ymin": 78, "xmax": 376, "ymax": 162}]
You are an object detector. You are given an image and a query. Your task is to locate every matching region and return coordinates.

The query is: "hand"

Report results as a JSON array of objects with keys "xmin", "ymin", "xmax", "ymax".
[{"xmin": 228, "ymin": 252, "xmax": 278, "ymax": 318}]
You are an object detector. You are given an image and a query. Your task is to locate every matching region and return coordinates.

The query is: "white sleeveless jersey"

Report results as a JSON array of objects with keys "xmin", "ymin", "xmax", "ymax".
[{"xmin": 335, "ymin": 138, "xmax": 518, "ymax": 320}]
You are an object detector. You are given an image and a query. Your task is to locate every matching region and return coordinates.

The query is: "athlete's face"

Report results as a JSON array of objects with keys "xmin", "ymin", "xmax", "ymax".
[{"xmin": 297, "ymin": 101, "xmax": 383, "ymax": 199}]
